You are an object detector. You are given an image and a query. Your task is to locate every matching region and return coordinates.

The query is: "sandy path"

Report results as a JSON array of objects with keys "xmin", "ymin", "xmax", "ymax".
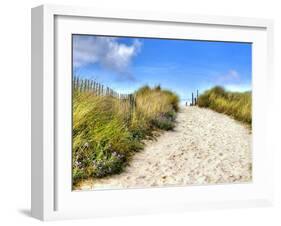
[{"xmin": 77, "ymin": 107, "xmax": 252, "ymax": 190}]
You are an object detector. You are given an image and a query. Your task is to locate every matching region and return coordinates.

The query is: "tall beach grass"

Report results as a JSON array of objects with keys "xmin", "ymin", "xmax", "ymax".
[
  {"xmin": 198, "ymin": 86, "xmax": 251, "ymax": 124},
  {"xmin": 72, "ymin": 85, "xmax": 179, "ymax": 186}
]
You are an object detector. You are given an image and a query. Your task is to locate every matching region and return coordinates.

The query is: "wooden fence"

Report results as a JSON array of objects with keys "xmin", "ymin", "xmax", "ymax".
[
  {"xmin": 73, "ymin": 76, "xmax": 136, "ymax": 108},
  {"xmin": 187, "ymin": 90, "xmax": 199, "ymax": 106}
]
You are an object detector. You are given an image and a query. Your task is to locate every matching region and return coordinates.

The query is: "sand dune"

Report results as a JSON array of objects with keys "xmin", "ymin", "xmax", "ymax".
[{"xmin": 77, "ymin": 106, "xmax": 252, "ymax": 190}]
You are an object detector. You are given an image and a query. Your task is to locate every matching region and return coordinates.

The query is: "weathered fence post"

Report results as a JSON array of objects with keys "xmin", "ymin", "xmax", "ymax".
[
  {"xmin": 93, "ymin": 82, "xmax": 96, "ymax": 94},
  {"xmin": 84, "ymin": 79, "xmax": 87, "ymax": 91},
  {"xmin": 80, "ymin": 80, "xmax": 84, "ymax": 92},
  {"xmin": 85, "ymin": 80, "xmax": 88, "ymax": 91},
  {"xmin": 97, "ymin": 83, "xmax": 99, "ymax": 95},
  {"xmin": 84, "ymin": 79, "xmax": 88, "ymax": 92},
  {"xmin": 90, "ymin": 80, "xmax": 93, "ymax": 92}
]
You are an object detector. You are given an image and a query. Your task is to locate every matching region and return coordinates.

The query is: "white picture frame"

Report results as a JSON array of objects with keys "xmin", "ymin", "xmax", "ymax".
[{"xmin": 31, "ymin": 4, "xmax": 274, "ymax": 221}]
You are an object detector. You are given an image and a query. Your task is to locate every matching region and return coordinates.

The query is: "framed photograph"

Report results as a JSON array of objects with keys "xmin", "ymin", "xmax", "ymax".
[{"xmin": 31, "ymin": 4, "xmax": 274, "ymax": 221}]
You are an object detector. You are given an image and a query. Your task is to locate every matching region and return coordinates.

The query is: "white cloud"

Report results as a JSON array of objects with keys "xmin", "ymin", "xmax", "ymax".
[
  {"xmin": 73, "ymin": 36, "xmax": 142, "ymax": 74},
  {"xmin": 216, "ymin": 69, "xmax": 241, "ymax": 84},
  {"xmin": 215, "ymin": 69, "xmax": 252, "ymax": 91}
]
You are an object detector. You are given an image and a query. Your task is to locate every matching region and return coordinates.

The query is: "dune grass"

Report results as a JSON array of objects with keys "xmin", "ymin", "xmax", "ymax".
[
  {"xmin": 72, "ymin": 85, "xmax": 179, "ymax": 186},
  {"xmin": 198, "ymin": 86, "xmax": 251, "ymax": 125}
]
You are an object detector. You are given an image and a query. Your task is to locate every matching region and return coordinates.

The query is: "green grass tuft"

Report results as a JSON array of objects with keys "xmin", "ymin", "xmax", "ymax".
[
  {"xmin": 198, "ymin": 86, "xmax": 252, "ymax": 125},
  {"xmin": 72, "ymin": 86, "xmax": 179, "ymax": 185}
]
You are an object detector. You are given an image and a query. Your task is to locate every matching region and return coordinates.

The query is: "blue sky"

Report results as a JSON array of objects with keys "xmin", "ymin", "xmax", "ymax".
[{"xmin": 73, "ymin": 35, "xmax": 252, "ymax": 102}]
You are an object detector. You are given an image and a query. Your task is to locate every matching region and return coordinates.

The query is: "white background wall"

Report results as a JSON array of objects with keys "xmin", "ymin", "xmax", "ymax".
[{"xmin": 0, "ymin": 0, "xmax": 280, "ymax": 225}]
